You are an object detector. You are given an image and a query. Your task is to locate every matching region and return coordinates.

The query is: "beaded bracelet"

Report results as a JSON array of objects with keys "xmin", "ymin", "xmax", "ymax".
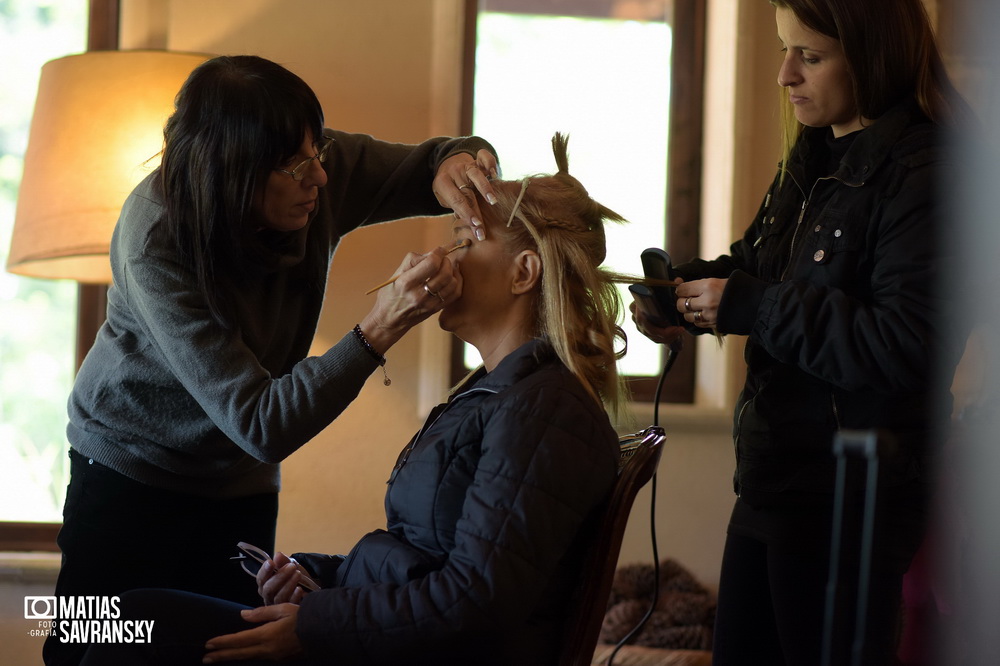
[{"xmin": 352, "ymin": 324, "xmax": 390, "ymax": 386}]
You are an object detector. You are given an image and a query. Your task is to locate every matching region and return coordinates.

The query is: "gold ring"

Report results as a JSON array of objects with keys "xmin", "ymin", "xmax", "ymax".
[
  {"xmin": 694, "ymin": 311, "xmax": 703, "ymax": 323},
  {"xmin": 684, "ymin": 297, "xmax": 693, "ymax": 312},
  {"xmin": 459, "ymin": 184, "xmax": 473, "ymax": 191}
]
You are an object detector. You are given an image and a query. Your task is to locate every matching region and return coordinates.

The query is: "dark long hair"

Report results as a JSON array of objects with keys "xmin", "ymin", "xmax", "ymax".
[
  {"xmin": 157, "ymin": 55, "xmax": 324, "ymax": 329},
  {"xmin": 770, "ymin": 0, "xmax": 966, "ymax": 165}
]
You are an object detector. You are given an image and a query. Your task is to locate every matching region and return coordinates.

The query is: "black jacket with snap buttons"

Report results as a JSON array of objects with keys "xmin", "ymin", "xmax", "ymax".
[{"xmin": 674, "ymin": 99, "xmax": 965, "ymax": 500}]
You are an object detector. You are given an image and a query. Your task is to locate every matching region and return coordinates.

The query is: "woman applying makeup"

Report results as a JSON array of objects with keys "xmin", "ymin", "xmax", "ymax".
[{"xmin": 47, "ymin": 54, "xmax": 497, "ymax": 666}]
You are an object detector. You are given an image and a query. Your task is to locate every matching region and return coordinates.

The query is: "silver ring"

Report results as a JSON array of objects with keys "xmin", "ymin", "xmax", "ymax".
[
  {"xmin": 694, "ymin": 311, "xmax": 703, "ymax": 323},
  {"xmin": 423, "ymin": 283, "xmax": 443, "ymax": 301},
  {"xmin": 684, "ymin": 297, "xmax": 693, "ymax": 312}
]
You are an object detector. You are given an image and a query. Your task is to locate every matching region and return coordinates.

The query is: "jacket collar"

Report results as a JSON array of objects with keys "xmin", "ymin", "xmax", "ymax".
[
  {"xmin": 787, "ymin": 98, "xmax": 928, "ymax": 188},
  {"xmin": 454, "ymin": 338, "xmax": 556, "ymax": 399}
]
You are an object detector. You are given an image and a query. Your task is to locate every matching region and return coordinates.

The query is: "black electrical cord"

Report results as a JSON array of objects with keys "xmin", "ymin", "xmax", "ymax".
[{"xmin": 605, "ymin": 340, "xmax": 680, "ymax": 666}]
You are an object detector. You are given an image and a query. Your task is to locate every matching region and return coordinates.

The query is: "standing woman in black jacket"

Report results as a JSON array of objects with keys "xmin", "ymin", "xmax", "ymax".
[{"xmin": 634, "ymin": 1, "xmax": 969, "ymax": 663}]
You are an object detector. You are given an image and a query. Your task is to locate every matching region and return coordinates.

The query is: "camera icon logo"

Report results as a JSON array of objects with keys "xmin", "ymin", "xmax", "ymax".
[{"xmin": 24, "ymin": 596, "xmax": 57, "ymax": 620}]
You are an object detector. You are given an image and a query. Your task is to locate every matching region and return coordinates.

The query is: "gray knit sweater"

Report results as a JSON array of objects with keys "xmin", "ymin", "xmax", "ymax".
[{"xmin": 67, "ymin": 130, "xmax": 493, "ymax": 499}]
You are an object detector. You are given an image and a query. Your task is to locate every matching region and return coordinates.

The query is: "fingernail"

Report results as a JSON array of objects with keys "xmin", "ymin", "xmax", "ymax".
[
  {"xmin": 486, "ymin": 193, "xmax": 497, "ymax": 205},
  {"xmin": 471, "ymin": 216, "xmax": 482, "ymax": 227},
  {"xmin": 473, "ymin": 227, "xmax": 485, "ymax": 241}
]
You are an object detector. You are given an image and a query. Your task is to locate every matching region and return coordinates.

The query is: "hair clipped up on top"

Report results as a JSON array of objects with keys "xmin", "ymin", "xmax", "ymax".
[
  {"xmin": 551, "ymin": 132, "xmax": 571, "ymax": 174},
  {"xmin": 485, "ymin": 133, "xmax": 630, "ymax": 421}
]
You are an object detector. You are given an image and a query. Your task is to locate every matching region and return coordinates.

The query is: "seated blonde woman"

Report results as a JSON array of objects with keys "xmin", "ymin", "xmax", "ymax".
[{"xmin": 81, "ymin": 134, "xmax": 632, "ymax": 666}]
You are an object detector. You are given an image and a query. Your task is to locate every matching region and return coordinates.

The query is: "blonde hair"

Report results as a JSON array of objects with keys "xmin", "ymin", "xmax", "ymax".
[{"xmin": 480, "ymin": 133, "xmax": 629, "ymax": 420}]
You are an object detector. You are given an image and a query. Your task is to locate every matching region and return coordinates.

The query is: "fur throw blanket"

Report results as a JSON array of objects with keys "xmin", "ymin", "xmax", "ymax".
[{"xmin": 599, "ymin": 558, "xmax": 716, "ymax": 651}]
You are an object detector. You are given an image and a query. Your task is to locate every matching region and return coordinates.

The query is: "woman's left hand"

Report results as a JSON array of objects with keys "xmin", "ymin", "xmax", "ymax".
[
  {"xmin": 630, "ymin": 301, "xmax": 686, "ymax": 346},
  {"xmin": 257, "ymin": 551, "xmax": 310, "ymax": 606},
  {"xmin": 676, "ymin": 278, "xmax": 727, "ymax": 329},
  {"xmin": 433, "ymin": 149, "xmax": 499, "ymax": 241},
  {"xmin": 203, "ymin": 604, "xmax": 303, "ymax": 663}
]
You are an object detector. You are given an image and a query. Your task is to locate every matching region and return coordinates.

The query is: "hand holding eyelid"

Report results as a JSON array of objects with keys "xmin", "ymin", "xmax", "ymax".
[{"xmin": 364, "ymin": 239, "xmax": 471, "ymax": 294}]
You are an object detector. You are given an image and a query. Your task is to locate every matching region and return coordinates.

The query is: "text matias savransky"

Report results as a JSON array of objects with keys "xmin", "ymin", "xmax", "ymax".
[{"xmin": 25, "ymin": 596, "xmax": 155, "ymax": 644}]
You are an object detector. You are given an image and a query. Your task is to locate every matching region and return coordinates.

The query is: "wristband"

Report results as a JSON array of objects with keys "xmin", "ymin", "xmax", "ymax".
[{"xmin": 352, "ymin": 324, "xmax": 390, "ymax": 386}]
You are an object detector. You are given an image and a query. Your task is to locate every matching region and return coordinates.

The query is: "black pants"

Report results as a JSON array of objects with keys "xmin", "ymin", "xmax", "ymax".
[
  {"xmin": 711, "ymin": 486, "xmax": 928, "ymax": 666},
  {"xmin": 712, "ymin": 531, "xmax": 906, "ymax": 665},
  {"xmin": 43, "ymin": 450, "xmax": 278, "ymax": 666},
  {"xmin": 78, "ymin": 588, "xmax": 306, "ymax": 665}
]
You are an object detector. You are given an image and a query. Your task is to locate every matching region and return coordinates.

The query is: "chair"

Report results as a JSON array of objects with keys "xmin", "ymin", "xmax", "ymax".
[{"xmin": 557, "ymin": 425, "xmax": 666, "ymax": 666}]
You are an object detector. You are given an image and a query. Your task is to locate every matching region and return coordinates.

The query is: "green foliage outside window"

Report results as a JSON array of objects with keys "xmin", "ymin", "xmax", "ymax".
[{"xmin": 1, "ymin": 0, "xmax": 86, "ymax": 522}]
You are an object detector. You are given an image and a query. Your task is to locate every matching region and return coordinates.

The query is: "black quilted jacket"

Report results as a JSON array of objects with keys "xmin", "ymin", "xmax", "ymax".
[
  {"xmin": 675, "ymin": 99, "xmax": 966, "ymax": 500},
  {"xmin": 293, "ymin": 339, "xmax": 619, "ymax": 664}
]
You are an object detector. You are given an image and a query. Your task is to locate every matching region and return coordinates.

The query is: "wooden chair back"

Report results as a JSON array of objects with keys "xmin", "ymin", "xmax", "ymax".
[{"xmin": 557, "ymin": 426, "xmax": 666, "ymax": 666}]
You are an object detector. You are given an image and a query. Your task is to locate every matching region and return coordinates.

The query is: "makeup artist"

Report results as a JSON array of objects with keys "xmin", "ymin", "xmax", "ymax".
[{"xmin": 45, "ymin": 54, "xmax": 497, "ymax": 666}]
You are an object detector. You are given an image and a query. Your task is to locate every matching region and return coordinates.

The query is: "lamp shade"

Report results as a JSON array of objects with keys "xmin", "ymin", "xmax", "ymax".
[{"xmin": 6, "ymin": 50, "xmax": 209, "ymax": 283}]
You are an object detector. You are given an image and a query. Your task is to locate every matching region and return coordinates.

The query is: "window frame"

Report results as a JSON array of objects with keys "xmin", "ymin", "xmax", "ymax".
[
  {"xmin": 3, "ymin": 0, "xmax": 706, "ymax": 549},
  {"xmin": 451, "ymin": 0, "xmax": 706, "ymax": 404}
]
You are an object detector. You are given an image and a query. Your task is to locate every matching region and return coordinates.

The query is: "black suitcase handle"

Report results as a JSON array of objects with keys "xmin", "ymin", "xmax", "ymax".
[{"xmin": 822, "ymin": 429, "xmax": 885, "ymax": 666}]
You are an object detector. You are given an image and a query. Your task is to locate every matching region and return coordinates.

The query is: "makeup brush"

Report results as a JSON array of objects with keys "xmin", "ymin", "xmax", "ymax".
[{"xmin": 364, "ymin": 239, "xmax": 471, "ymax": 295}]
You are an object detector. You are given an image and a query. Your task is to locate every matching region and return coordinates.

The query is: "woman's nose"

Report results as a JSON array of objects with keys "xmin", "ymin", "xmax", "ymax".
[
  {"xmin": 304, "ymin": 156, "xmax": 328, "ymax": 188},
  {"xmin": 777, "ymin": 55, "xmax": 800, "ymax": 88}
]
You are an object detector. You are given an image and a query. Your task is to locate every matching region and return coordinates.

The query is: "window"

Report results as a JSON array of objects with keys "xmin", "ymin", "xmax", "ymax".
[
  {"xmin": 0, "ymin": 0, "xmax": 114, "ymax": 550},
  {"xmin": 453, "ymin": 0, "xmax": 704, "ymax": 403}
]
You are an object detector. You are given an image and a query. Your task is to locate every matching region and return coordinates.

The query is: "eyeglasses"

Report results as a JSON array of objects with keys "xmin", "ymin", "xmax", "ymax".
[
  {"xmin": 230, "ymin": 541, "xmax": 321, "ymax": 591},
  {"xmin": 274, "ymin": 136, "xmax": 334, "ymax": 181}
]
